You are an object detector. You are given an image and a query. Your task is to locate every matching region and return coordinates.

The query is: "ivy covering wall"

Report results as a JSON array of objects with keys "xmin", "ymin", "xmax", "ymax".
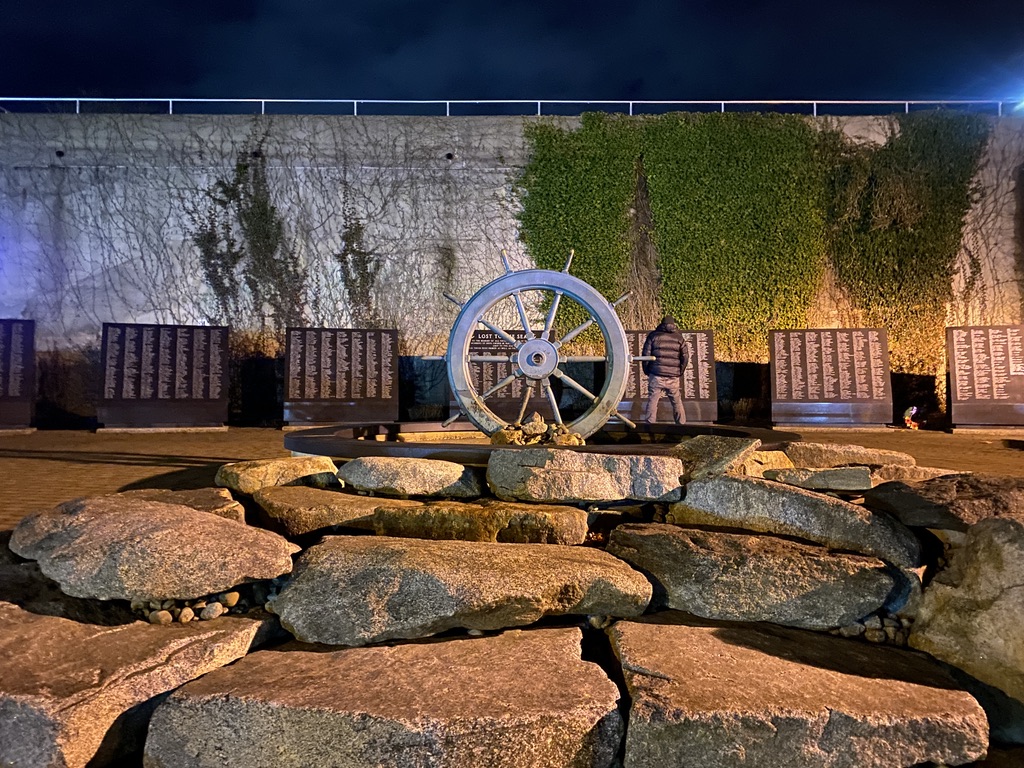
[{"xmin": 516, "ymin": 111, "xmax": 991, "ymax": 377}]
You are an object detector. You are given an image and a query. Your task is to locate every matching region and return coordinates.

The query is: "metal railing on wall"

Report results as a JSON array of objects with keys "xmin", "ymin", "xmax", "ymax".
[{"xmin": 0, "ymin": 97, "xmax": 1022, "ymax": 117}]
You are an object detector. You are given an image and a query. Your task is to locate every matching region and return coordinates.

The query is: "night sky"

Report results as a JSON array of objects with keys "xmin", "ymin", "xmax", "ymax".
[{"xmin": 3, "ymin": 0, "xmax": 1024, "ymax": 103}]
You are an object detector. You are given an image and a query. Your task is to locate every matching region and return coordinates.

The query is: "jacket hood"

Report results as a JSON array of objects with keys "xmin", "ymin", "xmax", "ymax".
[{"xmin": 656, "ymin": 315, "xmax": 678, "ymax": 332}]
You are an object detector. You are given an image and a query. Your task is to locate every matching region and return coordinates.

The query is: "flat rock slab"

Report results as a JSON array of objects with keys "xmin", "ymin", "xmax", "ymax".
[
  {"xmin": 609, "ymin": 614, "xmax": 988, "ymax": 768},
  {"xmin": 372, "ymin": 498, "xmax": 588, "ymax": 544},
  {"xmin": 910, "ymin": 517, "xmax": 1024, "ymax": 705},
  {"xmin": 145, "ymin": 628, "xmax": 623, "ymax": 768},
  {"xmin": 10, "ymin": 496, "xmax": 299, "ymax": 601},
  {"xmin": 268, "ymin": 535, "xmax": 652, "ymax": 645},
  {"xmin": 607, "ymin": 523, "xmax": 895, "ymax": 629},
  {"xmin": 670, "ymin": 435, "xmax": 761, "ymax": 481},
  {"xmin": 782, "ymin": 441, "xmax": 917, "ymax": 468},
  {"xmin": 865, "ymin": 473, "xmax": 1024, "ymax": 531},
  {"xmin": 763, "ymin": 466, "xmax": 873, "ymax": 492},
  {"xmin": 0, "ymin": 602, "xmax": 271, "ymax": 768},
  {"xmin": 487, "ymin": 447, "xmax": 683, "ymax": 503},
  {"xmin": 870, "ymin": 464, "xmax": 959, "ymax": 485},
  {"xmin": 740, "ymin": 449, "xmax": 795, "ymax": 477},
  {"xmin": 675, "ymin": 475, "xmax": 921, "ymax": 568},
  {"xmin": 113, "ymin": 487, "xmax": 246, "ymax": 522},
  {"xmin": 215, "ymin": 456, "xmax": 339, "ymax": 495},
  {"xmin": 337, "ymin": 456, "xmax": 482, "ymax": 498},
  {"xmin": 253, "ymin": 485, "xmax": 420, "ymax": 536}
]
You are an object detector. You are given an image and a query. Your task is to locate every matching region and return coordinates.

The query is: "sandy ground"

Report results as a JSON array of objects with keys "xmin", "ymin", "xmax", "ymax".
[{"xmin": 0, "ymin": 426, "xmax": 1020, "ymax": 531}]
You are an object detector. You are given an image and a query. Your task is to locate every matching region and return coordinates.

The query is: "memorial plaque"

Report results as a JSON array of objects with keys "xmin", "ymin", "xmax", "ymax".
[
  {"xmin": 621, "ymin": 329, "xmax": 718, "ymax": 424},
  {"xmin": 0, "ymin": 319, "xmax": 35, "ymax": 429},
  {"xmin": 453, "ymin": 330, "xmax": 554, "ymax": 423},
  {"xmin": 946, "ymin": 325, "xmax": 1024, "ymax": 427},
  {"xmin": 284, "ymin": 328, "xmax": 398, "ymax": 424},
  {"xmin": 770, "ymin": 328, "xmax": 892, "ymax": 426},
  {"xmin": 97, "ymin": 323, "xmax": 229, "ymax": 428}
]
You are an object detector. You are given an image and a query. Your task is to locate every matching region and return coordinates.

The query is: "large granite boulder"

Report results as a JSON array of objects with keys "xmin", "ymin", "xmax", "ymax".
[
  {"xmin": 675, "ymin": 476, "xmax": 921, "ymax": 568},
  {"xmin": 268, "ymin": 536, "xmax": 651, "ymax": 645},
  {"xmin": 865, "ymin": 473, "xmax": 1024, "ymax": 531},
  {"xmin": 372, "ymin": 498, "xmax": 589, "ymax": 544},
  {"xmin": 762, "ymin": 466, "xmax": 873, "ymax": 492},
  {"xmin": 670, "ymin": 435, "xmax": 761, "ymax": 481},
  {"xmin": 782, "ymin": 441, "xmax": 917, "ymax": 468},
  {"xmin": 910, "ymin": 517, "xmax": 1024, "ymax": 705},
  {"xmin": 252, "ymin": 485, "xmax": 419, "ymax": 536},
  {"xmin": 215, "ymin": 456, "xmax": 339, "ymax": 495},
  {"xmin": 9, "ymin": 496, "xmax": 299, "ymax": 601},
  {"xmin": 114, "ymin": 487, "xmax": 246, "ymax": 522},
  {"xmin": 609, "ymin": 614, "xmax": 988, "ymax": 768},
  {"xmin": 739, "ymin": 449, "xmax": 795, "ymax": 477},
  {"xmin": 607, "ymin": 523, "xmax": 897, "ymax": 629},
  {"xmin": 487, "ymin": 447, "xmax": 683, "ymax": 503},
  {"xmin": 145, "ymin": 628, "xmax": 623, "ymax": 768},
  {"xmin": 0, "ymin": 603, "xmax": 272, "ymax": 768},
  {"xmin": 337, "ymin": 456, "xmax": 482, "ymax": 498}
]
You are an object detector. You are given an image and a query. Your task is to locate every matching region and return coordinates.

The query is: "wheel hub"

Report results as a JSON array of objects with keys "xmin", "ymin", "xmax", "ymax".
[{"xmin": 515, "ymin": 338, "xmax": 559, "ymax": 380}]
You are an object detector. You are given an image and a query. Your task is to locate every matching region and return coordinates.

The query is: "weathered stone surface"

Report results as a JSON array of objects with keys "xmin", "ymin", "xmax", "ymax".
[
  {"xmin": 675, "ymin": 476, "xmax": 921, "ymax": 568},
  {"xmin": 609, "ymin": 614, "xmax": 988, "ymax": 768},
  {"xmin": 215, "ymin": 456, "xmax": 339, "ymax": 495},
  {"xmin": 0, "ymin": 602, "xmax": 271, "ymax": 768},
  {"xmin": 487, "ymin": 447, "xmax": 682, "ymax": 503},
  {"xmin": 870, "ymin": 464, "xmax": 959, "ymax": 485},
  {"xmin": 670, "ymin": 435, "xmax": 761, "ymax": 482},
  {"xmin": 145, "ymin": 628, "xmax": 622, "ymax": 768},
  {"xmin": 252, "ymin": 485, "xmax": 420, "ymax": 536},
  {"xmin": 740, "ymin": 449, "xmax": 795, "ymax": 477},
  {"xmin": 373, "ymin": 498, "xmax": 588, "ymax": 544},
  {"xmin": 268, "ymin": 535, "xmax": 651, "ymax": 645},
  {"xmin": 9, "ymin": 496, "xmax": 299, "ymax": 601},
  {"xmin": 763, "ymin": 466, "xmax": 873, "ymax": 492},
  {"xmin": 865, "ymin": 473, "xmax": 1024, "ymax": 531},
  {"xmin": 114, "ymin": 487, "xmax": 246, "ymax": 522},
  {"xmin": 337, "ymin": 456, "xmax": 482, "ymax": 498},
  {"xmin": 910, "ymin": 517, "xmax": 1024, "ymax": 705},
  {"xmin": 607, "ymin": 523, "xmax": 896, "ymax": 629},
  {"xmin": 782, "ymin": 441, "xmax": 917, "ymax": 468}
]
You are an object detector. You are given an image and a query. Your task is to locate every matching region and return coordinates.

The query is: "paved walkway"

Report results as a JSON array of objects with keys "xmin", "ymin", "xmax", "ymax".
[{"xmin": 0, "ymin": 426, "xmax": 1021, "ymax": 531}]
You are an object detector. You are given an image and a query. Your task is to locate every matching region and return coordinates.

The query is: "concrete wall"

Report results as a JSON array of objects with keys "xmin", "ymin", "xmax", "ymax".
[{"xmin": 1, "ymin": 114, "xmax": 1021, "ymax": 354}]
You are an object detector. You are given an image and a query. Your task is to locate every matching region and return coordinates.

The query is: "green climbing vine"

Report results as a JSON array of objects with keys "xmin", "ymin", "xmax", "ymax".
[
  {"xmin": 823, "ymin": 111, "xmax": 991, "ymax": 377},
  {"xmin": 187, "ymin": 128, "xmax": 306, "ymax": 332},
  {"xmin": 516, "ymin": 110, "xmax": 990, "ymax": 374}
]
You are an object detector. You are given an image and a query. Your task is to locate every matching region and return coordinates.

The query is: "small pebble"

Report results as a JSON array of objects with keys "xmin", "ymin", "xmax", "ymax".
[
  {"xmin": 178, "ymin": 607, "xmax": 195, "ymax": 624},
  {"xmin": 838, "ymin": 623, "xmax": 865, "ymax": 638},
  {"xmin": 192, "ymin": 600, "xmax": 207, "ymax": 610},
  {"xmin": 466, "ymin": 628, "xmax": 484, "ymax": 637},
  {"xmin": 200, "ymin": 602, "xmax": 225, "ymax": 621},
  {"xmin": 130, "ymin": 599, "xmax": 148, "ymax": 612},
  {"xmin": 148, "ymin": 600, "xmax": 163, "ymax": 612},
  {"xmin": 148, "ymin": 610, "xmax": 173, "ymax": 625},
  {"xmin": 863, "ymin": 615, "xmax": 883, "ymax": 630},
  {"xmin": 161, "ymin": 599, "xmax": 176, "ymax": 610},
  {"xmin": 882, "ymin": 617, "xmax": 899, "ymax": 629},
  {"xmin": 864, "ymin": 628, "xmax": 887, "ymax": 643},
  {"xmin": 220, "ymin": 591, "xmax": 240, "ymax": 608}
]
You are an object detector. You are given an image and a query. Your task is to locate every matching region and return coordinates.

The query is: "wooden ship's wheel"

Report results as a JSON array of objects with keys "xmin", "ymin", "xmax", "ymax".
[{"xmin": 443, "ymin": 251, "xmax": 640, "ymax": 439}]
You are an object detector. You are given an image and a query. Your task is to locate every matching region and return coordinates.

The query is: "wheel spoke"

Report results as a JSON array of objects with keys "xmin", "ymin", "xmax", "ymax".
[
  {"xmin": 514, "ymin": 381, "xmax": 535, "ymax": 425},
  {"xmin": 551, "ymin": 368, "xmax": 598, "ymax": 402},
  {"xmin": 512, "ymin": 291, "xmax": 535, "ymax": 338},
  {"xmin": 563, "ymin": 355, "xmax": 607, "ymax": 363},
  {"xmin": 478, "ymin": 319, "xmax": 521, "ymax": 348},
  {"xmin": 469, "ymin": 354, "xmax": 515, "ymax": 363},
  {"xmin": 613, "ymin": 410, "xmax": 637, "ymax": 428},
  {"xmin": 555, "ymin": 316, "xmax": 596, "ymax": 348},
  {"xmin": 541, "ymin": 379, "xmax": 563, "ymax": 425},
  {"xmin": 481, "ymin": 374, "xmax": 517, "ymax": 401},
  {"xmin": 541, "ymin": 290, "xmax": 563, "ymax": 341}
]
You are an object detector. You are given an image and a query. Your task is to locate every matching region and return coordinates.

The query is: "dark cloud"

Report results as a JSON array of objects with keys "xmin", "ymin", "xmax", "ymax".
[{"xmin": 2, "ymin": 0, "xmax": 1023, "ymax": 103}]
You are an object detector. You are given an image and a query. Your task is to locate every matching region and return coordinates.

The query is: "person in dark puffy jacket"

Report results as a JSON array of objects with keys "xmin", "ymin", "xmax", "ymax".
[{"xmin": 641, "ymin": 316, "xmax": 689, "ymax": 424}]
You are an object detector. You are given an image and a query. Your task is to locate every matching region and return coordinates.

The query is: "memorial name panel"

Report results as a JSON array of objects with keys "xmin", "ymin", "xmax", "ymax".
[
  {"xmin": 464, "ymin": 330, "xmax": 553, "ymax": 422},
  {"xmin": 0, "ymin": 319, "xmax": 35, "ymax": 428},
  {"xmin": 769, "ymin": 328, "xmax": 892, "ymax": 425},
  {"xmin": 623, "ymin": 329, "xmax": 718, "ymax": 423},
  {"xmin": 947, "ymin": 325, "xmax": 1024, "ymax": 427},
  {"xmin": 98, "ymin": 323, "xmax": 228, "ymax": 427},
  {"xmin": 284, "ymin": 328, "xmax": 398, "ymax": 423}
]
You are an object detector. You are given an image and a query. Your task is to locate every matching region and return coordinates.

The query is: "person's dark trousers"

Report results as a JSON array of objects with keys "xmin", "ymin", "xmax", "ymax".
[{"xmin": 645, "ymin": 374, "xmax": 686, "ymax": 424}]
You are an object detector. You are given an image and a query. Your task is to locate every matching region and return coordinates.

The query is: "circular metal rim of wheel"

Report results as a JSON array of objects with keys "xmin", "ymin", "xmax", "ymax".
[{"xmin": 446, "ymin": 268, "xmax": 630, "ymax": 438}]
